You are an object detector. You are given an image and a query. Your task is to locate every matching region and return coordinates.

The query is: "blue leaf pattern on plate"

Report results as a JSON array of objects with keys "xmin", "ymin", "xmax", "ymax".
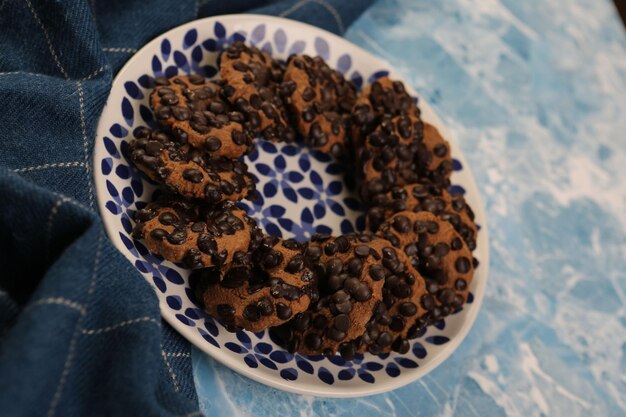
[
  {"xmin": 161, "ymin": 39, "xmax": 171, "ymax": 61},
  {"xmin": 314, "ymin": 37, "xmax": 330, "ymax": 60},
  {"xmin": 183, "ymin": 29, "xmax": 198, "ymax": 49}
]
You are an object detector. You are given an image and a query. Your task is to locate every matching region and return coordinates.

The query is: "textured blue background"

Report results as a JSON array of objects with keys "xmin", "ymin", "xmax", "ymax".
[{"xmin": 193, "ymin": 0, "xmax": 626, "ymax": 416}]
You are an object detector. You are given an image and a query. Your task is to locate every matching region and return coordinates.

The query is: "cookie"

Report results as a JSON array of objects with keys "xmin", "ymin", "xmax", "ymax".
[
  {"xmin": 367, "ymin": 182, "xmax": 477, "ymax": 250},
  {"xmin": 189, "ymin": 236, "xmax": 317, "ymax": 332},
  {"xmin": 356, "ymin": 247, "xmax": 427, "ymax": 355},
  {"xmin": 377, "ymin": 211, "xmax": 474, "ymax": 324},
  {"xmin": 129, "ymin": 127, "xmax": 256, "ymax": 204},
  {"xmin": 281, "ymin": 55, "xmax": 356, "ymax": 155},
  {"xmin": 132, "ymin": 194, "xmax": 263, "ymax": 269},
  {"xmin": 151, "ymin": 75, "xmax": 253, "ymax": 158},
  {"xmin": 219, "ymin": 42, "xmax": 296, "ymax": 142},
  {"xmin": 352, "ymin": 77, "xmax": 420, "ymax": 147},
  {"xmin": 356, "ymin": 114, "xmax": 424, "ymax": 202},
  {"xmin": 414, "ymin": 123, "xmax": 452, "ymax": 187},
  {"xmin": 273, "ymin": 233, "xmax": 392, "ymax": 359}
]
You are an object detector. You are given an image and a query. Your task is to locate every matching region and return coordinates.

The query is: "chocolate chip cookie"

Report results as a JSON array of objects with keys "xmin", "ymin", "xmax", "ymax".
[
  {"xmin": 281, "ymin": 55, "xmax": 356, "ymax": 156},
  {"xmin": 151, "ymin": 75, "xmax": 253, "ymax": 158},
  {"xmin": 377, "ymin": 211, "xmax": 474, "ymax": 324},
  {"xmin": 367, "ymin": 182, "xmax": 477, "ymax": 250},
  {"xmin": 219, "ymin": 41, "xmax": 296, "ymax": 142},
  {"xmin": 190, "ymin": 236, "xmax": 316, "ymax": 332},
  {"xmin": 356, "ymin": 114, "xmax": 425, "ymax": 202},
  {"xmin": 129, "ymin": 127, "xmax": 256, "ymax": 204},
  {"xmin": 352, "ymin": 77, "xmax": 420, "ymax": 147},
  {"xmin": 356, "ymin": 247, "xmax": 427, "ymax": 355},
  {"xmin": 273, "ymin": 233, "xmax": 391, "ymax": 359},
  {"xmin": 132, "ymin": 194, "xmax": 263, "ymax": 269}
]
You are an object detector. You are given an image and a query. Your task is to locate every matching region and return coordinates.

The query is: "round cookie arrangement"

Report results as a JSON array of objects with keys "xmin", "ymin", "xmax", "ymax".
[{"xmin": 130, "ymin": 41, "xmax": 478, "ymax": 360}]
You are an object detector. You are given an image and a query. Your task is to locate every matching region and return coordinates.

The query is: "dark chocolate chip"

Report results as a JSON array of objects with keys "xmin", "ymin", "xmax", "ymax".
[
  {"xmin": 172, "ymin": 106, "xmax": 191, "ymax": 121},
  {"xmin": 222, "ymin": 84, "xmax": 235, "ymax": 97},
  {"xmin": 205, "ymin": 136, "xmax": 222, "ymax": 151},
  {"xmin": 159, "ymin": 212, "xmax": 178, "ymax": 226},
  {"xmin": 354, "ymin": 245, "xmax": 370, "ymax": 258},
  {"xmin": 369, "ymin": 264, "xmax": 386, "ymax": 281},
  {"xmin": 302, "ymin": 87, "xmax": 315, "ymax": 102},
  {"xmin": 454, "ymin": 278, "xmax": 467, "ymax": 291},
  {"xmin": 421, "ymin": 294, "xmax": 435, "ymax": 311},
  {"xmin": 434, "ymin": 144, "xmax": 448, "ymax": 157},
  {"xmin": 353, "ymin": 284, "xmax": 372, "ymax": 302},
  {"xmin": 257, "ymin": 298, "xmax": 274, "ymax": 316},
  {"xmin": 399, "ymin": 302, "xmax": 417, "ymax": 317},
  {"xmin": 392, "ymin": 215, "xmax": 410, "ymax": 233},
  {"xmin": 339, "ymin": 343, "xmax": 356, "ymax": 360},
  {"xmin": 276, "ymin": 303, "xmax": 293, "ymax": 320},
  {"xmin": 455, "ymin": 256, "xmax": 471, "ymax": 274},
  {"xmin": 327, "ymin": 327, "xmax": 346, "ymax": 342},
  {"xmin": 150, "ymin": 228, "xmax": 167, "ymax": 240},
  {"xmin": 304, "ymin": 333, "xmax": 322, "ymax": 350},
  {"xmin": 312, "ymin": 314, "xmax": 328, "ymax": 330},
  {"xmin": 183, "ymin": 168, "xmax": 203, "ymax": 183},
  {"xmin": 392, "ymin": 338, "xmax": 410, "ymax": 354},
  {"xmin": 243, "ymin": 304, "xmax": 260, "ymax": 322},
  {"xmin": 333, "ymin": 314, "xmax": 350, "ymax": 332},
  {"xmin": 389, "ymin": 316, "xmax": 405, "ymax": 332}
]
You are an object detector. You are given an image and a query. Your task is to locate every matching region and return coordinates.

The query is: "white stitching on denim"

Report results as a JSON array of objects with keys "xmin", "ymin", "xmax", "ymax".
[
  {"xmin": 163, "ymin": 352, "xmax": 191, "ymax": 358},
  {"xmin": 47, "ymin": 231, "xmax": 102, "ymax": 417},
  {"xmin": 161, "ymin": 350, "xmax": 181, "ymax": 392},
  {"xmin": 76, "ymin": 81, "xmax": 94, "ymax": 209},
  {"xmin": 279, "ymin": 0, "xmax": 345, "ymax": 33},
  {"xmin": 80, "ymin": 66, "xmax": 107, "ymax": 81},
  {"xmin": 49, "ymin": 191, "xmax": 91, "ymax": 212},
  {"xmin": 0, "ymin": 67, "xmax": 105, "ymax": 81},
  {"xmin": 24, "ymin": 297, "xmax": 87, "ymax": 316},
  {"xmin": 14, "ymin": 162, "xmax": 87, "ymax": 173},
  {"xmin": 102, "ymin": 47, "xmax": 137, "ymax": 53},
  {"xmin": 45, "ymin": 196, "xmax": 72, "ymax": 259},
  {"xmin": 24, "ymin": 0, "xmax": 70, "ymax": 79},
  {"xmin": 81, "ymin": 317, "xmax": 160, "ymax": 335}
]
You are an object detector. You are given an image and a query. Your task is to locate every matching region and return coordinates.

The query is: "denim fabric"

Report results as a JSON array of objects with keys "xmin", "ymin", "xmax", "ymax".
[{"xmin": 0, "ymin": 1, "xmax": 372, "ymax": 416}]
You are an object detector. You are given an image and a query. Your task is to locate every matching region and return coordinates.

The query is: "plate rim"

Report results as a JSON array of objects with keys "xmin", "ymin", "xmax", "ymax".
[{"xmin": 94, "ymin": 13, "xmax": 490, "ymax": 398}]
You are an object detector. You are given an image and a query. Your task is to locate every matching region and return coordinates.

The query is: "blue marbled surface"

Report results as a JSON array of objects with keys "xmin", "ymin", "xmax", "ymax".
[{"xmin": 193, "ymin": 0, "xmax": 626, "ymax": 415}]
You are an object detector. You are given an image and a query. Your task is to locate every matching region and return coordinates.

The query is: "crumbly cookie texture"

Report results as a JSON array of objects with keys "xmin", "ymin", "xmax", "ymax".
[
  {"xmin": 132, "ymin": 195, "xmax": 263, "ymax": 269},
  {"xmin": 219, "ymin": 41, "xmax": 296, "ymax": 142},
  {"xmin": 151, "ymin": 75, "xmax": 253, "ymax": 158},
  {"xmin": 377, "ymin": 211, "xmax": 474, "ymax": 324},
  {"xmin": 129, "ymin": 127, "xmax": 256, "ymax": 204},
  {"xmin": 190, "ymin": 237, "xmax": 317, "ymax": 332},
  {"xmin": 281, "ymin": 54, "xmax": 356, "ymax": 156}
]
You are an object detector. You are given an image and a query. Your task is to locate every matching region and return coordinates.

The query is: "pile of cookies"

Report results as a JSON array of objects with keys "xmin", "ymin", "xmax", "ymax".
[{"xmin": 130, "ymin": 41, "xmax": 478, "ymax": 360}]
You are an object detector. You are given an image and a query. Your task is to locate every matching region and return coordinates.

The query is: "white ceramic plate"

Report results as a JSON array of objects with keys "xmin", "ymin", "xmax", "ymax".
[{"xmin": 94, "ymin": 14, "xmax": 489, "ymax": 397}]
